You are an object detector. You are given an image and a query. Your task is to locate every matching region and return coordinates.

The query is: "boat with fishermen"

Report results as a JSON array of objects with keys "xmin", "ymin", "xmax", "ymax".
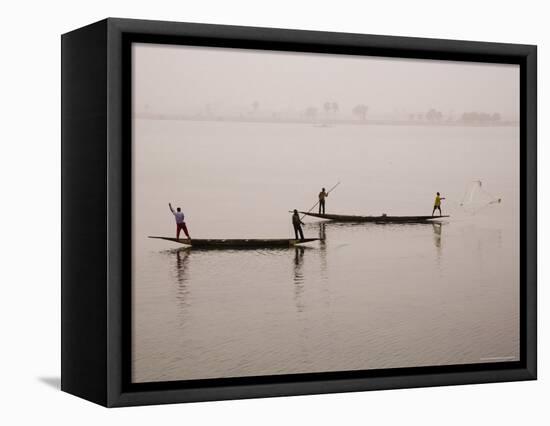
[
  {"xmin": 148, "ymin": 236, "xmax": 321, "ymax": 249},
  {"xmin": 153, "ymin": 185, "xmax": 450, "ymax": 250},
  {"xmin": 299, "ymin": 211, "xmax": 449, "ymax": 223}
]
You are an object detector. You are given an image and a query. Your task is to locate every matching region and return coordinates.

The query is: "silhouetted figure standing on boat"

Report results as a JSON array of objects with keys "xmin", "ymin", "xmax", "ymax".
[
  {"xmin": 292, "ymin": 209, "xmax": 305, "ymax": 240},
  {"xmin": 318, "ymin": 187, "xmax": 328, "ymax": 214},
  {"xmin": 169, "ymin": 202, "xmax": 191, "ymax": 240},
  {"xmin": 432, "ymin": 192, "xmax": 446, "ymax": 216}
]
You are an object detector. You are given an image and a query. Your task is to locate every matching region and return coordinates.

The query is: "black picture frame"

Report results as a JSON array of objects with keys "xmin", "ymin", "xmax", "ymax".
[{"xmin": 61, "ymin": 17, "xmax": 537, "ymax": 407}]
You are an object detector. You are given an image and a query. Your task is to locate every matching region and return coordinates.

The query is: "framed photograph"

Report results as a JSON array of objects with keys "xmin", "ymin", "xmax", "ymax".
[{"xmin": 61, "ymin": 18, "xmax": 536, "ymax": 407}]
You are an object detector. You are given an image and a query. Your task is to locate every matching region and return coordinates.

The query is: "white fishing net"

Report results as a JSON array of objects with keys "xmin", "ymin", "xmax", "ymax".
[{"xmin": 459, "ymin": 180, "xmax": 502, "ymax": 214}]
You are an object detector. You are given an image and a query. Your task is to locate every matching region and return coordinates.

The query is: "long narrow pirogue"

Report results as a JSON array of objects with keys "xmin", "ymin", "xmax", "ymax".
[
  {"xmin": 148, "ymin": 236, "xmax": 321, "ymax": 249},
  {"xmin": 300, "ymin": 212, "xmax": 449, "ymax": 223}
]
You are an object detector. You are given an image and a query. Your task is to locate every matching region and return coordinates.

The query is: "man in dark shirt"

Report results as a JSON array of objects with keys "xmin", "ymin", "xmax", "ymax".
[
  {"xmin": 292, "ymin": 209, "xmax": 305, "ymax": 240},
  {"xmin": 318, "ymin": 188, "xmax": 328, "ymax": 214}
]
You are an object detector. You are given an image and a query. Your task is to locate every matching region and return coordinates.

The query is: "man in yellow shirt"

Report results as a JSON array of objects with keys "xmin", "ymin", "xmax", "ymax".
[{"xmin": 432, "ymin": 192, "xmax": 446, "ymax": 216}]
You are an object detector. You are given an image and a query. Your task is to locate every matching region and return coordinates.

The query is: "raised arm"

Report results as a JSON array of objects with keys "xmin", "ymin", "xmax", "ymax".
[{"xmin": 169, "ymin": 202, "xmax": 175, "ymax": 213}]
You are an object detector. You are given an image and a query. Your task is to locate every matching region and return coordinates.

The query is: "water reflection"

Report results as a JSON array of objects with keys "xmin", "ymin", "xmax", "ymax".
[
  {"xmin": 293, "ymin": 247, "xmax": 305, "ymax": 313},
  {"xmin": 172, "ymin": 249, "xmax": 191, "ymax": 312},
  {"xmin": 432, "ymin": 223, "xmax": 443, "ymax": 271},
  {"xmin": 432, "ymin": 222, "xmax": 442, "ymax": 248},
  {"xmin": 318, "ymin": 223, "xmax": 328, "ymax": 280},
  {"xmin": 318, "ymin": 222, "xmax": 326, "ymax": 242},
  {"xmin": 293, "ymin": 247, "xmax": 305, "ymax": 280},
  {"xmin": 317, "ymin": 222, "xmax": 332, "ymax": 311},
  {"xmin": 291, "ymin": 245, "xmax": 312, "ymax": 364},
  {"xmin": 133, "ymin": 121, "xmax": 520, "ymax": 382}
]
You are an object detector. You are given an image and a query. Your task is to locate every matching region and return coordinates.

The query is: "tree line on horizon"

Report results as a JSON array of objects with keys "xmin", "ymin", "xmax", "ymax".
[
  {"xmin": 138, "ymin": 101, "xmax": 509, "ymax": 124},
  {"xmin": 299, "ymin": 103, "xmax": 505, "ymax": 123},
  {"xmin": 409, "ymin": 109, "xmax": 503, "ymax": 123}
]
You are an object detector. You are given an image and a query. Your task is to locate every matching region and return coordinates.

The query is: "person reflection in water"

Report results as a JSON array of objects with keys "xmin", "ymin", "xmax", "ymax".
[
  {"xmin": 169, "ymin": 202, "xmax": 191, "ymax": 241},
  {"xmin": 292, "ymin": 209, "xmax": 305, "ymax": 241},
  {"xmin": 293, "ymin": 246, "xmax": 305, "ymax": 284},
  {"xmin": 319, "ymin": 222, "xmax": 326, "ymax": 242},
  {"xmin": 175, "ymin": 249, "xmax": 190, "ymax": 285},
  {"xmin": 432, "ymin": 223, "xmax": 442, "ymax": 249},
  {"xmin": 293, "ymin": 246, "xmax": 306, "ymax": 312},
  {"xmin": 294, "ymin": 246, "xmax": 305, "ymax": 269}
]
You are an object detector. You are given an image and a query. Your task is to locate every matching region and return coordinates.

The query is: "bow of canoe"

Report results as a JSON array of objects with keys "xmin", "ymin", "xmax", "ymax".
[
  {"xmin": 148, "ymin": 236, "xmax": 321, "ymax": 248},
  {"xmin": 300, "ymin": 212, "xmax": 449, "ymax": 223}
]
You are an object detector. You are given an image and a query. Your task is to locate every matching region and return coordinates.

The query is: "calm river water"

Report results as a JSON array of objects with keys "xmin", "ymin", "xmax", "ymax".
[{"xmin": 132, "ymin": 120, "xmax": 519, "ymax": 383}]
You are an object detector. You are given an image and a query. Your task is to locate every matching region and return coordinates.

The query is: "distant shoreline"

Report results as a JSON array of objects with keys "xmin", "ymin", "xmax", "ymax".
[{"xmin": 133, "ymin": 114, "xmax": 518, "ymax": 128}]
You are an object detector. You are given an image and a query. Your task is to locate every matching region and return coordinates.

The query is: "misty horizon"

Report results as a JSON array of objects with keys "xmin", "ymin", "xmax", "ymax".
[{"xmin": 133, "ymin": 43, "xmax": 520, "ymax": 121}]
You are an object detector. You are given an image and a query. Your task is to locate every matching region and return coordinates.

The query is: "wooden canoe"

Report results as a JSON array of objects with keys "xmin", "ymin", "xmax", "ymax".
[
  {"xmin": 300, "ymin": 212, "xmax": 449, "ymax": 223},
  {"xmin": 148, "ymin": 236, "xmax": 321, "ymax": 249}
]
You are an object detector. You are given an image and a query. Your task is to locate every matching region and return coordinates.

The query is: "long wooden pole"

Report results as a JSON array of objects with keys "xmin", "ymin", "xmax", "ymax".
[{"xmin": 300, "ymin": 181, "xmax": 341, "ymax": 220}]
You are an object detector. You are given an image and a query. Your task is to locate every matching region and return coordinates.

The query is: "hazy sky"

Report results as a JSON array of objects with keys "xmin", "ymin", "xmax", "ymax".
[{"xmin": 133, "ymin": 43, "xmax": 519, "ymax": 119}]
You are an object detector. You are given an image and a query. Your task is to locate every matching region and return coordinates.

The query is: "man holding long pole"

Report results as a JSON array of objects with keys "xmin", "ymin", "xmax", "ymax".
[
  {"xmin": 318, "ymin": 187, "xmax": 328, "ymax": 214},
  {"xmin": 295, "ymin": 181, "xmax": 340, "ymax": 221},
  {"xmin": 292, "ymin": 209, "xmax": 305, "ymax": 241},
  {"xmin": 303, "ymin": 182, "xmax": 340, "ymax": 218}
]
